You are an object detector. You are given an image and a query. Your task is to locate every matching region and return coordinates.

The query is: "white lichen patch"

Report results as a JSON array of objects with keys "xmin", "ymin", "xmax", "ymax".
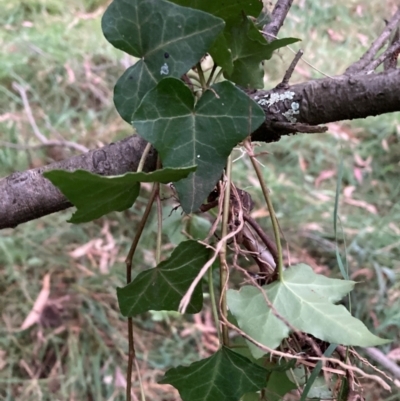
[
  {"xmin": 256, "ymin": 91, "xmax": 295, "ymax": 107},
  {"xmin": 282, "ymin": 101, "xmax": 300, "ymax": 123},
  {"xmin": 257, "ymin": 91, "xmax": 300, "ymax": 122},
  {"xmin": 160, "ymin": 63, "xmax": 169, "ymax": 75}
]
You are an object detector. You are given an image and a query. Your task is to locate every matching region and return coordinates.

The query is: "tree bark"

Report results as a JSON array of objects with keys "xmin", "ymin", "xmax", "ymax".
[
  {"xmin": 1, "ymin": 68, "xmax": 399, "ymax": 230},
  {"xmin": 0, "ymin": 136, "xmax": 157, "ymax": 229}
]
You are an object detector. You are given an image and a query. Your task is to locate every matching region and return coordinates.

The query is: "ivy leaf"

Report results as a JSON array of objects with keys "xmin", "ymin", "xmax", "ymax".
[
  {"xmin": 225, "ymin": 15, "xmax": 300, "ymax": 88},
  {"xmin": 132, "ymin": 77, "xmax": 265, "ymax": 213},
  {"xmin": 227, "ymin": 264, "xmax": 390, "ymax": 359},
  {"xmin": 170, "ymin": 0, "xmax": 299, "ymax": 88},
  {"xmin": 265, "ymin": 371, "xmax": 297, "ymax": 401},
  {"xmin": 163, "ymin": 212, "xmax": 212, "ymax": 245},
  {"xmin": 117, "ymin": 240, "xmax": 209, "ymax": 315},
  {"xmin": 44, "ymin": 166, "xmax": 196, "ymax": 223},
  {"xmin": 170, "ymin": 0, "xmax": 263, "ymax": 75},
  {"xmin": 102, "ymin": 0, "xmax": 224, "ymax": 122},
  {"xmin": 159, "ymin": 346, "xmax": 267, "ymax": 401}
]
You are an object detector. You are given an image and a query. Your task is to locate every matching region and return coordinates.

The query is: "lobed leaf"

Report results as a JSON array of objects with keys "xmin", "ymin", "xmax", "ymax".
[
  {"xmin": 225, "ymin": 16, "xmax": 300, "ymax": 88},
  {"xmin": 102, "ymin": 0, "xmax": 224, "ymax": 121},
  {"xmin": 227, "ymin": 264, "xmax": 389, "ymax": 359},
  {"xmin": 159, "ymin": 346, "xmax": 267, "ymax": 401},
  {"xmin": 132, "ymin": 77, "xmax": 265, "ymax": 213},
  {"xmin": 170, "ymin": 0, "xmax": 263, "ymax": 75},
  {"xmin": 44, "ymin": 166, "xmax": 196, "ymax": 223},
  {"xmin": 117, "ymin": 240, "xmax": 209, "ymax": 315},
  {"xmin": 170, "ymin": 0, "xmax": 299, "ymax": 88}
]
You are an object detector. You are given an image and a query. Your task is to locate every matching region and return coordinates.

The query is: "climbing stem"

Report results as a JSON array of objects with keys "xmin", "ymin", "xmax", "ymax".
[
  {"xmin": 155, "ymin": 183, "xmax": 162, "ymax": 265},
  {"xmin": 244, "ymin": 139, "xmax": 284, "ymax": 280},
  {"xmin": 125, "ymin": 183, "xmax": 158, "ymax": 401},
  {"xmin": 136, "ymin": 142, "xmax": 153, "ymax": 173},
  {"xmin": 196, "ymin": 62, "xmax": 207, "ymax": 90},
  {"xmin": 208, "ymin": 264, "xmax": 222, "ymax": 343},
  {"xmin": 219, "ymin": 155, "xmax": 233, "ymax": 345}
]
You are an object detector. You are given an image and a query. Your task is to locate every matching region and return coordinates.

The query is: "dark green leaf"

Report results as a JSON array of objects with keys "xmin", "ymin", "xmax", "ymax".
[
  {"xmin": 227, "ymin": 264, "xmax": 389, "ymax": 359},
  {"xmin": 225, "ymin": 16, "xmax": 300, "ymax": 88},
  {"xmin": 44, "ymin": 166, "xmax": 196, "ymax": 223},
  {"xmin": 170, "ymin": 0, "xmax": 263, "ymax": 75},
  {"xmin": 265, "ymin": 371, "xmax": 297, "ymax": 401},
  {"xmin": 102, "ymin": 0, "xmax": 224, "ymax": 121},
  {"xmin": 160, "ymin": 346, "xmax": 267, "ymax": 401},
  {"xmin": 241, "ymin": 393, "xmax": 259, "ymax": 401},
  {"xmin": 132, "ymin": 78, "xmax": 265, "ymax": 213},
  {"xmin": 170, "ymin": 0, "xmax": 299, "ymax": 87},
  {"xmin": 117, "ymin": 240, "xmax": 209, "ymax": 315}
]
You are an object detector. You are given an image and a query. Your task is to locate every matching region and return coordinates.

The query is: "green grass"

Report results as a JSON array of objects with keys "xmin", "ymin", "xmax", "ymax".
[{"xmin": 0, "ymin": 0, "xmax": 399, "ymax": 400}]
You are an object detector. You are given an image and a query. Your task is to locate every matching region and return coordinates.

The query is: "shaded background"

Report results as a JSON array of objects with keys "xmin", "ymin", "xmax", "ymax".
[{"xmin": 0, "ymin": 0, "xmax": 399, "ymax": 400}]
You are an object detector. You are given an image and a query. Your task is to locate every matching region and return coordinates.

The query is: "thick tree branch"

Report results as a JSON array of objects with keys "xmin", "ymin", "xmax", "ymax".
[
  {"xmin": 1, "ymin": 69, "xmax": 400, "ymax": 229},
  {"xmin": 0, "ymin": 135, "xmax": 157, "ymax": 229},
  {"xmin": 251, "ymin": 68, "xmax": 400, "ymax": 141}
]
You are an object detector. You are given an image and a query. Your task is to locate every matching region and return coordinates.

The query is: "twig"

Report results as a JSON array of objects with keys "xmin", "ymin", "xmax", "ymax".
[
  {"xmin": 219, "ymin": 156, "xmax": 233, "ymax": 345},
  {"xmin": 12, "ymin": 82, "xmax": 88, "ymax": 153},
  {"xmin": 243, "ymin": 213, "xmax": 278, "ymax": 267},
  {"xmin": 179, "ymin": 199, "xmax": 245, "ymax": 314},
  {"xmin": 244, "ymin": 139, "xmax": 284, "ymax": 279},
  {"xmin": 345, "ymin": 8, "xmax": 400, "ymax": 75},
  {"xmin": 384, "ymin": 26, "xmax": 400, "ymax": 70},
  {"xmin": 134, "ymin": 358, "xmax": 146, "ymax": 401},
  {"xmin": 276, "ymin": 50, "xmax": 304, "ymax": 89},
  {"xmin": 263, "ymin": 0, "xmax": 294, "ymax": 42},
  {"xmin": 208, "ymin": 260, "xmax": 221, "ymax": 342},
  {"xmin": 364, "ymin": 347, "xmax": 400, "ymax": 380},
  {"xmin": 136, "ymin": 142, "xmax": 153, "ymax": 174},
  {"xmin": 363, "ymin": 40, "xmax": 400, "ymax": 72},
  {"xmin": 12, "ymin": 82, "xmax": 48, "ymax": 144},
  {"xmin": 125, "ymin": 184, "xmax": 158, "ymax": 401}
]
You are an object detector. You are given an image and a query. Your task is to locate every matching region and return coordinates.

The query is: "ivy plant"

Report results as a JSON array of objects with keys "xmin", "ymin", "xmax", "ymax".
[{"xmin": 44, "ymin": 0, "xmax": 390, "ymax": 400}]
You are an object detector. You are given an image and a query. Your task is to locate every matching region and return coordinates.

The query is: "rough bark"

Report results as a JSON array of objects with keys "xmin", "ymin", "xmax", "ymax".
[
  {"xmin": 251, "ymin": 69, "xmax": 400, "ymax": 141},
  {"xmin": 0, "ymin": 136, "xmax": 157, "ymax": 229},
  {"xmin": 1, "ymin": 67, "xmax": 399, "ymax": 230}
]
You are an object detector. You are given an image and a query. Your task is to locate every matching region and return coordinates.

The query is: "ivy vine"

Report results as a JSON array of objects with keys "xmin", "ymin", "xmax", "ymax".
[{"xmin": 44, "ymin": 0, "xmax": 389, "ymax": 400}]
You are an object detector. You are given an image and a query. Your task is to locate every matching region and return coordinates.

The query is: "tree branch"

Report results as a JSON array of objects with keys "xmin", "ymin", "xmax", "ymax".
[
  {"xmin": 1, "ymin": 69, "xmax": 400, "ymax": 230},
  {"xmin": 0, "ymin": 135, "xmax": 157, "ymax": 229},
  {"xmin": 345, "ymin": 7, "xmax": 400, "ymax": 75},
  {"xmin": 263, "ymin": 0, "xmax": 294, "ymax": 42}
]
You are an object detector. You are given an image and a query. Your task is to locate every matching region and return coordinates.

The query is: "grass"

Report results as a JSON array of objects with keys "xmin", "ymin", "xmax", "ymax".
[{"xmin": 0, "ymin": 0, "xmax": 399, "ymax": 400}]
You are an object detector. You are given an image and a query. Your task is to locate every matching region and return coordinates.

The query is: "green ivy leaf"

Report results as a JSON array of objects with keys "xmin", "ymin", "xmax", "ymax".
[
  {"xmin": 225, "ymin": 15, "xmax": 300, "ymax": 88},
  {"xmin": 117, "ymin": 240, "xmax": 209, "ymax": 316},
  {"xmin": 163, "ymin": 211, "xmax": 212, "ymax": 245},
  {"xmin": 265, "ymin": 371, "xmax": 297, "ymax": 401},
  {"xmin": 132, "ymin": 77, "xmax": 265, "ymax": 213},
  {"xmin": 44, "ymin": 166, "xmax": 196, "ymax": 223},
  {"xmin": 227, "ymin": 264, "xmax": 390, "ymax": 359},
  {"xmin": 169, "ymin": 0, "xmax": 299, "ymax": 88},
  {"xmin": 102, "ymin": 0, "xmax": 224, "ymax": 122},
  {"xmin": 170, "ymin": 0, "xmax": 263, "ymax": 75},
  {"xmin": 241, "ymin": 393, "xmax": 259, "ymax": 401},
  {"xmin": 159, "ymin": 346, "xmax": 267, "ymax": 401}
]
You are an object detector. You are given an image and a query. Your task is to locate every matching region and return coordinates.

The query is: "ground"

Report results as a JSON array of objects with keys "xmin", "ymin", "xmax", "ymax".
[{"xmin": 0, "ymin": 0, "xmax": 399, "ymax": 400}]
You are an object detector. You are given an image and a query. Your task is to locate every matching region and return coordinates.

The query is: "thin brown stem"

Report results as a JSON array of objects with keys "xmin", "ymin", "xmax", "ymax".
[
  {"xmin": 364, "ymin": 40, "xmax": 400, "ymax": 72},
  {"xmin": 276, "ymin": 50, "xmax": 303, "ymax": 89},
  {"xmin": 219, "ymin": 156, "xmax": 232, "ymax": 346},
  {"xmin": 263, "ymin": 0, "xmax": 294, "ymax": 42},
  {"xmin": 243, "ymin": 213, "xmax": 278, "ymax": 266},
  {"xmin": 345, "ymin": 7, "xmax": 400, "ymax": 74},
  {"xmin": 206, "ymin": 63, "xmax": 218, "ymax": 87},
  {"xmin": 125, "ymin": 184, "xmax": 158, "ymax": 401}
]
